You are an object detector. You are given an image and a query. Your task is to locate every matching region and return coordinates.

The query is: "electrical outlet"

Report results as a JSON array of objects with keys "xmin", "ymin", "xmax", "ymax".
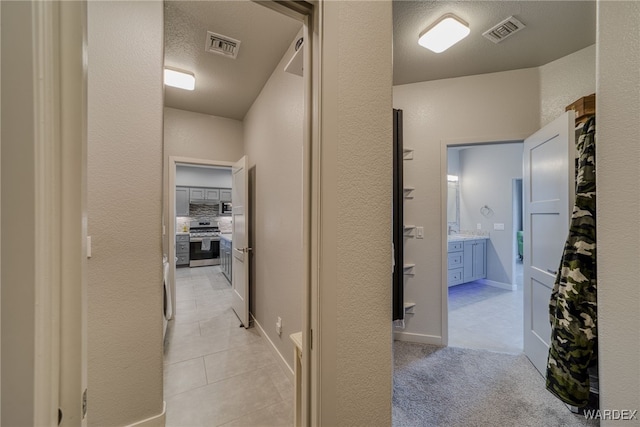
[
  {"xmin": 477, "ymin": 223, "xmax": 482, "ymax": 230},
  {"xmin": 276, "ymin": 317, "xmax": 282, "ymax": 336}
]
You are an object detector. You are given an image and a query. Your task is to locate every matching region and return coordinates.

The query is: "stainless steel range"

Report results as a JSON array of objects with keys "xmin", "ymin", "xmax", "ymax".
[{"xmin": 189, "ymin": 219, "xmax": 221, "ymax": 267}]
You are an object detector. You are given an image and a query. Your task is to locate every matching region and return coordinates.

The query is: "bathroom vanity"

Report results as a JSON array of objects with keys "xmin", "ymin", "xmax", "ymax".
[{"xmin": 447, "ymin": 235, "xmax": 487, "ymax": 287}]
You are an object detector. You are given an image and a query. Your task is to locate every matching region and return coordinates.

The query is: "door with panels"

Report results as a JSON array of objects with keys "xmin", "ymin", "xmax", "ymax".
[{"xmin": 523, "ymin": 111, "xmax": 574, "ymax": 374}]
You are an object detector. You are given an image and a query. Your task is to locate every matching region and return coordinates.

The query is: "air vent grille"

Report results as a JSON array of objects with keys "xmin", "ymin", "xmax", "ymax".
[
  {"xmin": 206, "ymin": 31, "xmax": 241, "ymax": 59},
  {"xmin": 482, "ymin": 16, "xmax": 525, "ymax": 44}
]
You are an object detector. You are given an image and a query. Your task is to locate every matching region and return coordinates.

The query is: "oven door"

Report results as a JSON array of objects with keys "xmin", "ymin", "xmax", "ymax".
[{"xmin": 189, "ymin": 237, "xmax": 220, "ymax": 267}]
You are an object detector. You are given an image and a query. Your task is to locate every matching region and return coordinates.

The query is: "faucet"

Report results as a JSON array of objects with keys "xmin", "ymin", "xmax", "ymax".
[{"xmin": 448, "ymin": 225, "xmax": 457, "ymax": 235}]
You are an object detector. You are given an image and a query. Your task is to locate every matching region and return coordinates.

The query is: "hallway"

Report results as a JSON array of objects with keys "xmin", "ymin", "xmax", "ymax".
[{"xmin": 164, "ymin": 266, "xmax": 293, "ymax": 426}]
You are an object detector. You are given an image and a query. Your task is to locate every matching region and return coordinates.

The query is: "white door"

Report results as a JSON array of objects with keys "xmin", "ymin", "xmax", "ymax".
[
  {"xmin": 231, "ymin": 156, "xmax": 251, "ymax": 327},
  {"xmin": 523, "ymin": 111, "xmax": 575, "ymax": 374}
]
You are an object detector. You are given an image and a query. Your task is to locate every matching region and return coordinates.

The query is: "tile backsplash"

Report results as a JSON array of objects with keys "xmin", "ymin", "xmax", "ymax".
[{"xmin": 176, "ymin": 203, "xmax": 232, "ymax": 233}]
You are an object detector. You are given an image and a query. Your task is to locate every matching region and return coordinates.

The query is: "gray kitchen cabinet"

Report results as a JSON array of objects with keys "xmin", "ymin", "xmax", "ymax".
[
  {"xmin": 220, "ymin": 235, "xmax": 232, "ymax": 282},
  {"xmin": 205, "ymin": 188, "xmax": 220, "ymax": 202},
  {"xmin": 189, "ymin": 188, "xmax": 205, "ymax": 202},
  {"xmin": 176, "ymin": 186, "xmax": 189, "ymax": 216},
  {"xmin": 190, "ymin": 187, "xmax": 220, "ymax": 203},
  {"xmin": 219, "ymin": 189, "xmax": 232, "ymax": 202},
  {"xmin": 463, "ymin": 239, "xmax": 486, "ymax": 283},
  {"xmin": 176, "ymin": 234, "xmax": 190, "ymax": 267}
]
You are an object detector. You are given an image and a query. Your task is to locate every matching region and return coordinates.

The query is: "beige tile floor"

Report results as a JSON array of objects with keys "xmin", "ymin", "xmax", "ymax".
[{"xmin": 164, "ymin": 266, "xmax": 293, "ymax": 427}]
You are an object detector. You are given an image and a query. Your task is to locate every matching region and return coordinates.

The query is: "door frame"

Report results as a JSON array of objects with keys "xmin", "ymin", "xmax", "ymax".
[
  {"xmin": 257, "ymin": 2, "xmax": 317, "ymax": 426},
  {"xmin": 167, "ymin": 156, "xmax": 235, "ymax": 316},
  {"xmin": 440, "ymin": 135, "xmax": 527, "ymax": 346}
]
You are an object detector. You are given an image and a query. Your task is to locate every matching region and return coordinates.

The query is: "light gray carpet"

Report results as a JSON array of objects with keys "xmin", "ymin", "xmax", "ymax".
[{"xmin": 393, "ymin": 342, "xmax": 599, "ymax": 427}]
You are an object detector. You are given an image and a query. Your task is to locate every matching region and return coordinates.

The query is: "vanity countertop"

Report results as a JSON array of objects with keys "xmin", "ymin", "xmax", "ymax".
[{"xmin": 447, "ymin": 234, "xmax": 489, "ymax": 242}]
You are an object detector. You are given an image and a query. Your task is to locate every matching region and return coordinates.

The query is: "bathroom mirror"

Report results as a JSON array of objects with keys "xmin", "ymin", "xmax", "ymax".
[{"xmin": 447, "ymin": 181, "xmax": 458, "ymax": 226}]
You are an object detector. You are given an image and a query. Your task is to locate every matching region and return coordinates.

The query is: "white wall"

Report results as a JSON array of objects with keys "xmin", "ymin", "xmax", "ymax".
[
  {"xmin": 319, "ymin": 2, "xmax": 393, "ymax": 424},
  {"xmin": 163, "ymin": 107, "xmax": 243, "ymax": 254},
  {"xmin": 87, "ymin": 2, "xmax": 164, "ymax": 426},
  {"xmin": 540, "ymin": 44, "xmax": 595, "ymax": 127},
  {"xmin": 176, "ymin": 165, "xmax": 231, "ymax": 188},
  {"xmin": 597, "ymin": 1, "xmax": 640, "ymax": 422},
  {"xmin": 393, "ymin": 68, "xmax": 540, "ymax": 343},
  {"xmin": 459, "ymin": 143, "xmax": 523, "ymax": 285},
  {"xmin": 164, "ymin": 107, "xmax": 244, "ymax": 162},
  {"xmin": 243, "ymin": 29, "xmax": 304, "ymax": 371}
]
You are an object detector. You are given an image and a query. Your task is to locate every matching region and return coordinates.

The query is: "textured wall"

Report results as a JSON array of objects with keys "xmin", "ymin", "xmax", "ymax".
[
  {"xmin": 539, "ymin": 44, "xmax": 596, "ymax": 127},
  {"xmin": 164, "ymin": 107, "xmax": 244, "ymax": 162},
  {"xmin": 163, "ymin": 107, "xmax": 243, "ymax": 255},
  {"xmin": 393, "ymin": 68, "xmax": 539, "ymax": 343},
  {"xmin": 1, "ymin": 2, "xmax": 36, "ymax": 424},
  {"xmin": 87, "ymin": 2, "xmax": 164, "ymax": 425},
  {"xmin": 596, "ymin": 1, "xmax": 640, "ymax": 421},
  {"xmin": 243, "ymin": 29, "xmax": 304, "ymax": 371},
  {"xmin": 459, "ymin": 143, "xmax": 524, "ymax": 285},
  {"xmin": 320, "ymin": 2, "xmax": 393, "ymax": 425}
]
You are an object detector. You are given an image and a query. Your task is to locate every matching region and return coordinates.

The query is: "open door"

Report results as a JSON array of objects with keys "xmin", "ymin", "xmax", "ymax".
[
  {"xmin": 523, "ymin": 111, "xmax": 575, "ymax": 374},
  {"xmin": 231, "ymin": 156, "xmax": 251, "ymax": 328}
]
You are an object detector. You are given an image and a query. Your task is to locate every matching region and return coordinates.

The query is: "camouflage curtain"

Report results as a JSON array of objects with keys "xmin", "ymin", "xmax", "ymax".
[{"xmin": 546, "ymin": 116, "xmax": 597, "ymax": 407}]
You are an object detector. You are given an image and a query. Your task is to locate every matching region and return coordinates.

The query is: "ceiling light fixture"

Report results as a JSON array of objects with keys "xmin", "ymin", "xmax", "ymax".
[
  {"xmin": 164, "ymin": 68, "xmax": 195, "ymax": 91},
  {"xmin": 418, "ymin": 14, "xmax": 470, "ymax": 53}
]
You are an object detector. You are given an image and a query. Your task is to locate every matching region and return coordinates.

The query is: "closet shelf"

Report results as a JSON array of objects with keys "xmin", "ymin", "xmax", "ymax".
[
  {"xmin": 404, "ymin": 302, "xmax": 416, "ymax": 313},
  {"xmin": 403, "ymin": 187, "xmax": 415, "ymax": 199},
  {"xmin": 403, "ymin": 264, "xmax": 415, "ymax": 276}
]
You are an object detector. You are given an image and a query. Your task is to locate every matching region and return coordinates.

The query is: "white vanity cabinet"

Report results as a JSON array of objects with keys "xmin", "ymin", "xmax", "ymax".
[{"xmin": 447, "ymin": 237, "xmax": 487, "ymax": 287}]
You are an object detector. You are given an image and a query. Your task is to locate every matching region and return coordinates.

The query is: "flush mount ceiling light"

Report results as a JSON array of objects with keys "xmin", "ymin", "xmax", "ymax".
[
  {"xmin": 418, "ymin": 14, "xmax": 470, "ymax": 53},
  {"xmin": 164, "ymin": 68, "xmax": 195, "ymax": 91}
]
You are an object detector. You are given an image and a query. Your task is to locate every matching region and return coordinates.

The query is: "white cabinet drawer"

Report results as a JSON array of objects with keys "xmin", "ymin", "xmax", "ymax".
[
  {"xmin": 448, "ymin": 252, "xmax": 463, "ymax": 269},
  {"xmin": 448, "ymin": 241, "xmax": 463, "ymax": 252},
  {"xmin": 448, "ymin": 268, "xmax": 463, "ymax": 286}
]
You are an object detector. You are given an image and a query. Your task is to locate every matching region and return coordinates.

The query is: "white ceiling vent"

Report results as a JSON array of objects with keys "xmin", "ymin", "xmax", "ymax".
[
  {"xmin": 482, "ymin": 16, "xmax": 525, "ymax": 44},
  {"xmin": 206, "ymin": 31, "xmax": 241, "ymax": 59}
]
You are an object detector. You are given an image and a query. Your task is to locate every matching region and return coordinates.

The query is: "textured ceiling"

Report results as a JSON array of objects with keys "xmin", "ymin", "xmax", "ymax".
[
  {"xmin": 164, "ymin": 1, "xmax": 596, "ymax": 120},
  {"xmin": 164, "ymin": 1, "xmax": 301, "ymax": 120},
  {"xmin": 394, "ymin": 1, "xmax": 596, "ymax": 85}
]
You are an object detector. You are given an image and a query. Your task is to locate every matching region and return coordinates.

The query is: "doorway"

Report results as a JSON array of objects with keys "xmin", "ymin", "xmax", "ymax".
[
  {"xmin": 162, "ymin": 1, "xmax": 310, "ymax": 425},
  {"xmin": 445, "ymin": 142, "xmax": 524, "ymax": 354}
]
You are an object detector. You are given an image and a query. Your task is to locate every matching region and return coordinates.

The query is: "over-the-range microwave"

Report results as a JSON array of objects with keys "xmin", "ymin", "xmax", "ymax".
[{"xmin": 219, "ymin": 201, "xmax": 232, "ymax": 215}]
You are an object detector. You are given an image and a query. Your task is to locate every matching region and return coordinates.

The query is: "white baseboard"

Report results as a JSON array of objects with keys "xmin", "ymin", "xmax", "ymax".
[
  {"xmin": 125, "ymin": 402, "xmax": 166, "ymax": 427},
  {"xmin": 393, "ymin": 331, "xmax": 442, "ymax": 345},
  {"xmin": 480, "ymin": 278, "xmax": 517, "ymax": 291},
  {"xmin": 252, "ymin": 315, "xmax": 295, "ymax": 382}
]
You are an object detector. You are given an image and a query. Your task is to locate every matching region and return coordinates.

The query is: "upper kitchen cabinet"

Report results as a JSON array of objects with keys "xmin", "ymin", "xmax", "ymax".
[
  {"xmin": 220, "ymin": 189, "xmax": 232, "ymax": 202},
  {"xmin": 190, "ymin": 187, "xmax": 219, "ymax": 203},
  {"xmin": 176, "ymin": 186, "xmax": 189, "ymax": 216},
  {"xmin": 205, "ymin": 188, "xmax": 220, "ymax": 202}
]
